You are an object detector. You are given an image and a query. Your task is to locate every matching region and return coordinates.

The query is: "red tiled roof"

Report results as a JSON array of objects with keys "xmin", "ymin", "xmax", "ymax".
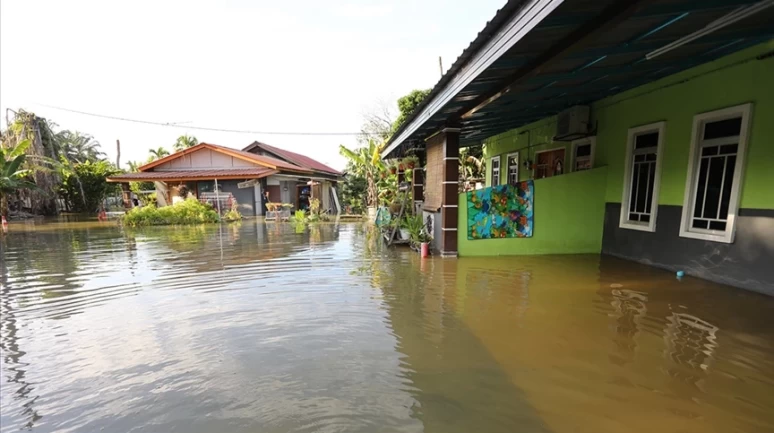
[
  {"xmin": 243, "ymin": 141, "xmax": 341, "ymax": 175},
  {"xmin": 107, "ymin": 168, "xmax": 277, "ymax": 182}
]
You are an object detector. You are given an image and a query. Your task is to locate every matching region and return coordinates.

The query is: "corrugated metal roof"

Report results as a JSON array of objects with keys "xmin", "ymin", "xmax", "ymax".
[
  {"xmin": 243, "ymin": 141, "xmax": 342, "ymax": 175},
  {"xmin": 384, "ymin": 0, "xmax": 774, "ymax": 156},
  {"xmin": 137, "ymin": 143, "xmax": 311, "ymax": 173},
  {"xmin": 107, "ymin": 168, "xmax": 277, "ymax": 182}
]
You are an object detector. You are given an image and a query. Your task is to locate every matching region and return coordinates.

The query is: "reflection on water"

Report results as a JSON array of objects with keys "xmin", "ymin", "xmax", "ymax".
[{"xmin": 1, "ymin": 219, "xmax": 774, "ymax": 432}]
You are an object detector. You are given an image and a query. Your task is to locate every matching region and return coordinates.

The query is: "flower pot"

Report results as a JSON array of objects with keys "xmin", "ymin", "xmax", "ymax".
[
  {"xmin": 420, "ymin": 242, "xmax": 429, "ymax": 257},
  {"xmin": 406, "ymin": 161, "xmax": 416, "ymax": 169},
  {"xmin": 366, "ymin": 206, "xmax": 378, "ymax": 223},
  {"xmin": 399, "ymin": 228, "xmax": 410, "ymax": 240},
  {"xmin": 389, "ymin": 168, "xmax": 397, "ymax": 174}
]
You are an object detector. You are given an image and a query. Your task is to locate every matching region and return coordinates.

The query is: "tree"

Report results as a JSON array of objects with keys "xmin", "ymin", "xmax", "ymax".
[
  {"xmin": 339, "ymin": 160, "xmax": 367, "ymax": 214},
  {"xmin": 58, "ymin": 160, "xmax": 120, "ymax": 212},
  {"xmin": 56, "ymin": 131, "xmax": 105, "ymax": 163},
  {"xmin": 173, "ymin": 134, "xmax": 198, "ymax": 152},
  {"xmin": 148, "ymin": 147, "xmax": 170, "ymax": 160},
  {"xmin": 392, "ymin": 89, "xmax": 431, "ymax": 135},
  {"xmin": 0, "ymin": 140, "xmax": 37, "ymax": 217},
  {"xmin": 358, "ymin": 99, "xmax": 394, "ymax": 145},
  {"xmin": 339, "ymin": 140, "xmax": 385, "ymax": 210}
]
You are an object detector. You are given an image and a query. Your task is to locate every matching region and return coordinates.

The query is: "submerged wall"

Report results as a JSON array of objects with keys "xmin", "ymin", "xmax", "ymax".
[{"xmin": 458, "ymin": 167, "xmax": 608, "ymax": 256}]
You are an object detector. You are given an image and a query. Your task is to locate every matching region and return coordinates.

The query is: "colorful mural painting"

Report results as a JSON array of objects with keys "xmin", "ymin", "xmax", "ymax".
[{"xmin": 467, "ymin": 181, "xmax": 534, "ymax": 240}]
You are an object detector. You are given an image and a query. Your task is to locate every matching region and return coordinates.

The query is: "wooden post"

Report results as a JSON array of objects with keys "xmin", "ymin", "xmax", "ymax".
[{"xmin": 214, "ymin": 178, "xmax": 221, "ymax": 216}]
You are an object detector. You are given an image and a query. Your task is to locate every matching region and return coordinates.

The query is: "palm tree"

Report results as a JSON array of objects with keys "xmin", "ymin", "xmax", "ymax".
[
  {"xmin": 126, "ymin": 161, "xmax": 141, "ymax": 172},
  {"xmin": 148, "ymin": 147, "xmax": 170, "ymax": 161},
  {"xmin": 1, "ymin": 140, "xmax": 37, "ymax": 217},
  {"xmin": 339, "ymin": 139, "xmax": 385, "ymax": 210},
  {"xmin": 56, "ymin": 131, "xmax": 105, "ymax": 163},
  {"xmin": 173, "ymin": 134, "xmax": 198, "ymax": 152}
]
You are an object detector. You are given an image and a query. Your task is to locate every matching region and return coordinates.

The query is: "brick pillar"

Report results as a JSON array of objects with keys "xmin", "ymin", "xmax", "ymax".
[{"xmin": 440, "ymin": 128, "xmax": 460, "ymax": 256}]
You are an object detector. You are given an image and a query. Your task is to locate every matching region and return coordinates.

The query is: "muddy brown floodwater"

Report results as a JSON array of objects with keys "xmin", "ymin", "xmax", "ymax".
[{"xmin": 1, "ymin": 219, "xmax": 773, "ymax": 433}]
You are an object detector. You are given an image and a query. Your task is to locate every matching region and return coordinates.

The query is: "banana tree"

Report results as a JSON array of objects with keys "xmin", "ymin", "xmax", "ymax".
[
  {"xmin": 339, "ymin": 139, "xmax": 385, "ymax": 210},
  {"xmin": 0, "ymin": 140, "xmax": 37, "ymax": 217}
]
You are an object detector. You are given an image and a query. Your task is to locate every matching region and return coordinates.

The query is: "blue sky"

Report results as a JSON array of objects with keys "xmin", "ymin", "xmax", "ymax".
[{"xmin": 0, "ymin": 0, "xmax": 505, "ymax": 169}]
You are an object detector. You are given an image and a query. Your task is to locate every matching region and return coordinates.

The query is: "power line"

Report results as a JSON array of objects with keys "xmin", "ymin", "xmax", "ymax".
[{"xmin": 35, "ymin": 104, "xmax": 374, "ymax": 136}]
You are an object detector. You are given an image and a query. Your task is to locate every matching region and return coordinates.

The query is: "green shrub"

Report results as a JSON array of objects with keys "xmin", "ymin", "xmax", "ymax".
[{"xmin": 122, "ymin": 198, "xmax": 220, "ymax": 226}]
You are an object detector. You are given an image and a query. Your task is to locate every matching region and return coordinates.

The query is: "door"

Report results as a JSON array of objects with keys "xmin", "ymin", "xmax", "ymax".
[{"xmin": 266, "ymin": 185, "xmax": 281, "ymax": 203}]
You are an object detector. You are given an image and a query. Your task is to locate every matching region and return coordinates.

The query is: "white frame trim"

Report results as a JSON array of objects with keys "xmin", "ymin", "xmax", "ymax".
[
  {"xmin": 505, "ymin": 152, "xmax": 520, "ymax": 185},
  {"xmin": 533, "ymin": 146, "xmax": 566, "ymax": 179},
  {"xmin": 619, "ymin": 121, "xmax": 666, "ymax": 232},
  {"xmin": 679, "ymin": 103, "xmax": 752, "ymax": 244},
  {"xmin": 571, "ymin": 137, "xmax": 596, "ymax": 172},
  {"xmin": 490, "ymin": 155, "xmax": 501, "ymax": 186}
]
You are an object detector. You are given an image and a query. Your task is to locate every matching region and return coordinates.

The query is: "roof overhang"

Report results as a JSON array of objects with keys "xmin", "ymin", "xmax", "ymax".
[
  {"xmin": 107, "ymin": 168, "xmax": 279, "ymax": 183},
  {"xmin": 383, "ymin": 0, "xmax": 774, "ymax": 158}
]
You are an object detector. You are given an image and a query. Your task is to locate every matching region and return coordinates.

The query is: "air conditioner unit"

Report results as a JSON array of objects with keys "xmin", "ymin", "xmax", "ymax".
[{"xmin": 555, "ymin": 105, "xmax": 590, "ymax": 140}]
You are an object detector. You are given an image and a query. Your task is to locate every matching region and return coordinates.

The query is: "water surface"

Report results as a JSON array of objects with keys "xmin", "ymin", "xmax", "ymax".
[{"xmin": 1, "ymin": 220, "xmax": 773, "ymax": 432}]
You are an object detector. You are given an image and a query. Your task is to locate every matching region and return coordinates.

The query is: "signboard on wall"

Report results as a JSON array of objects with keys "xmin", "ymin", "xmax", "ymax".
[{"xmin": 238, "ymin": 179, "xmax": 259, "ymax": 189}]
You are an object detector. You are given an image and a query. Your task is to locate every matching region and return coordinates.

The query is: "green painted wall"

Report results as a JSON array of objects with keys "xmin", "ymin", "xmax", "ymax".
[
  {"xmin": 483, "ymin": 40, "xmax": 774, "ymax": 210},
  {"xmin": 458, "ymin": 167, "xmax": 608, "ymax": 256}
]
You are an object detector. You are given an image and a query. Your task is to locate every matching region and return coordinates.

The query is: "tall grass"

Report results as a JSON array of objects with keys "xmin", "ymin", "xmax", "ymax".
[{"xmin": 122, "ymin": 198, "xmax": 220, "ymax": 226}]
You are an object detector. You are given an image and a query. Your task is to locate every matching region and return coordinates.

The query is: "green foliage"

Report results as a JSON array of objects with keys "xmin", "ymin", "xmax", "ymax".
[
  {"xmin": 292, "ymin": 209, "xmax": 306, "ymax": 222},
  {"xmin": 339, "ymin": 139, "xmax": 385, "ymax": 208},
  {"xmin": 56, "ymin": 131, "xmax": 105, "ymax": 163},
  {"xmin": 173, "ymin": 134, "xmax": 198, "ymax": 152},
  {"xmin": 0, "ymin": 139, "xmax": 37, "ymax": 216},
  {"xmin": 223, "ymin": 198, "xmax": 242, "ymax": 222},
  {"xmin": 340, "ymin": 161, "xmax": 366, "ymax": 214},
  {"xmin": 392, "ymin": 89, "xmax": 431, "ymax": 134},
  {"xmin": 58, "ymin": 160, "xmax": 120, "ymax": 212},
  {"xmin": 122, "ymin": 198, "xmax": 220, "ymax": 226},
  {"xmin": 148, "ymin": 147, "xmax": 170, "ymax": 160}
]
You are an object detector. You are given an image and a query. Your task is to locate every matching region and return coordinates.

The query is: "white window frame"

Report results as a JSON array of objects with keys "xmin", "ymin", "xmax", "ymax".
[
  {"xmin": 619, "ymin": 121, "xmax": 665, "ymax": 232},
  {"xmin": 506, "ymin": 152, "xmax": 519, "ymax": 185},
  {"xmin": 679, "ymin": 103, "xmax": 752, "ymax": 244},
  {"xmin": 490, "ymin": 155, "xmax": 501, "ymax": 186},
  {"xmin": 571, "ymin": 137, "xmax": 596, "ymax": 172}
]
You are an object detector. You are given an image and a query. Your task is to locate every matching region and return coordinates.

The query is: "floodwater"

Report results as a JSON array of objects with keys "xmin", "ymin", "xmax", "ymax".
[{"xmin": 1, "ymin": 220, "xmax": 773, "ymax": 433}]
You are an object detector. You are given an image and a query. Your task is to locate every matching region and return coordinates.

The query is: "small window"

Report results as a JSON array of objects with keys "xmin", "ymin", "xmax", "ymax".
[
  {"xmin": 680, "ymin": 104, "xmax": 751, "ymax": 243},
  {"xmin": 534, "ymin": 147, "xmax": 566, "ymax": 179},
  {"xmin": 490, "ymin": 156, "xmax": 501, "ymax": 186},
  {"xmin": 506, "ymin": 152, "xmax": 519, "ymax": 185},
  {"xmin": 572, "ymin": 138, "xmax": 595, "ymax": 171},
  {"xmin": 620, "ymin": 122, "xmax": 665, "ymax": 232}
]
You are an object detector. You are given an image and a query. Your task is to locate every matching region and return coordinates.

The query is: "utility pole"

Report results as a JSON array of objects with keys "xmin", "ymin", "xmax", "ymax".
[
  {"xmin": 116, "ymin": 139, "xmax": 121, "ymax": 169},
  {"xmin": 438, "ymin": 56, "xmax": 444, "ymax": 78}
]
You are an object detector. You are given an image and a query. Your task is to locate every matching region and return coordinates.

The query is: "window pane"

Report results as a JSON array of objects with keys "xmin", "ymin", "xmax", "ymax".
[
  {"xmin": 640, "ymin": 214, "xmax": 650, "ymax": 223},
  {"xmin": 702, "ymin": 146, "xmax": 719, "ymax": 157},
  {"xmin": 635, "ymin": 163, "xmax": 650, "ymax": 213},
  {"xmin": 718, "ymin": 155, "xmax": 736, "ymax": 219},
  {"xmin": 576, "ymin": 144, "xmax": 591, "ymax": 157},
  {"xmin": 709, "ymin": 221, "xmax": 727, "ymax": 231},
  {"xmin": 635, "ymin": 132, "xmax": 659, "ymax": 149},
  {"xmin": 629, "ymin": 213, "xmax": 640, "ymax": 222},
  {"xmin": 719, "ymin": 143, "xmax": 738, "ymax": 155},
  {"xmin": 645, "ymin": 153, "xmax": 657, "ymax": 162},
  {"xmin": 702, "ymin": 156, "xmax": 726, "ymax": 219},
  {"xmin": 646, "ymin": 162, "xmax": 656, "ymax": 213},
  {"xmin": 693, "ymin": 158, "xmax": 709, "ymax": 218},
  {"xmin": 634, "ymin": 154, "xmax": 645, "ymax": 162},
  {"xmin": 629, "ymin": 164, "xmax": 640, "ymax": 212},
  {"xmin": 704, "ymin": 117, "xmax": 742, "ymax": 139},
  {"xmin": 692, "ymin": 220, "xmax": 709, "ymax": 229}
]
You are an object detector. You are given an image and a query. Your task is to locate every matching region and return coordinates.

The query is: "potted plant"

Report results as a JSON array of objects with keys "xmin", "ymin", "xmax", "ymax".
[{"xmin": 388, "ymin": 160, "xmax": 398, "ymax": 175}]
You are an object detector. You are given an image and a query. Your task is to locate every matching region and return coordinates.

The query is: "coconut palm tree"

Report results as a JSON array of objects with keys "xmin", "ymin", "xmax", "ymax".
[
  {"xmin": 1, "ymin": 140, "xmax": 37, "ymax": 217},
  {"xmin": 173, "ymin": 134, "xmax": 198, "ymax": 152},
  {"xmin": 148, "ymin": 147, "xmax": 170, "ymax": 161}
]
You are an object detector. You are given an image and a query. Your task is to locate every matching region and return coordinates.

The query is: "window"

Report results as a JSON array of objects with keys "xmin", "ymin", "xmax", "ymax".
[
  {"xmin": 534, "ymin": 147, "xmax": 566, "ymax": 179},
  {"xmin": 490, "ymin": 156, "xmax": 501, "ymax": 186},
  {"xmin": 506, "ymin": 152, "xmax": 519, "ymax": 185},
  {"xmin": 620, "ymin": 122, "xmax": 665, "ymax": 232},
  {"xmin": 680, "ymin": 104, "xmax": 751, "ymax": 243},
  {"xmin": 572, "ymin": 138, "xmax": 596, "ymax": 171}
]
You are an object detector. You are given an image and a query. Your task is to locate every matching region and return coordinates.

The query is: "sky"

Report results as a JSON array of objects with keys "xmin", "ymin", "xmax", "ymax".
[{"xmin": 0, "ymin": 0, "xmax": 505, "ymax": 170}]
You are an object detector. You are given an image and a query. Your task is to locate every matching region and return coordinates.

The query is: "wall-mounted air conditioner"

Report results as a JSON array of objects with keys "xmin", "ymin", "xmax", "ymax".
[{"xmin": 555, "ymin": 105, "xmax": 591, "ymax": 141}]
